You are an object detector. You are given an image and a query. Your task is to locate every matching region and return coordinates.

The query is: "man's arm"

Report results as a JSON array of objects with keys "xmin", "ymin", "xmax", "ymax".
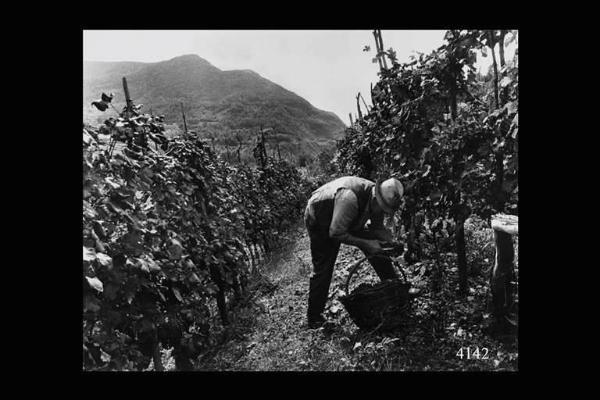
[
  {"xmin": 329, "ymin": 189, "xmax": 381, "ymax": 252},
  {"xmin": 367, "ymin": 211, "xmax": 394, "ymax": 242}
]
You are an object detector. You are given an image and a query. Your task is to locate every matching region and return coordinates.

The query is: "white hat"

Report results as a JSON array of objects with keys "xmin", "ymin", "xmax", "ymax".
[{"xmin": 375, "ymin": 178, "xmax": 404, "ymax": 214}]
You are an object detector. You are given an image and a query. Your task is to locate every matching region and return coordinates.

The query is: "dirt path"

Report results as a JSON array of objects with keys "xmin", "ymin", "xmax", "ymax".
[
  {"xmin": 196, "ymin": 223, "xmax": 344, "ymax": 370},
  {"xmin": 192, "ymin": 223, "xmax": 518, "ymax": 371}
]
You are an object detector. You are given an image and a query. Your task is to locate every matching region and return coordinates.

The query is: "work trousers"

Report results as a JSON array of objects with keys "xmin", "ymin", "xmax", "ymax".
[{"xmin": 305, "ymin": 223, "xmax": 398, "ymax": 320}]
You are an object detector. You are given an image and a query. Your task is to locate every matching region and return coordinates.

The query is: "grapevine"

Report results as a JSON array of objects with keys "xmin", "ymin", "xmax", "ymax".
[{"xmin": 83, "ymin": 90, "xmax": 313, "ymax": 370}]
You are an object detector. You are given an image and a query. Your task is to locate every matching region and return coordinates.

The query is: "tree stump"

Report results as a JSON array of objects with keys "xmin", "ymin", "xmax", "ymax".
[{"xmin": 490, "ymin": 214, "xmax": 518, "ymax": 329}]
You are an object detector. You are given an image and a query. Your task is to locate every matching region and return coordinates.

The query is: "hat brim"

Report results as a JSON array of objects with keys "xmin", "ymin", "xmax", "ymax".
[{"xmin": 374, "ymin": 178, "xmax": 397, "ymax": 214}]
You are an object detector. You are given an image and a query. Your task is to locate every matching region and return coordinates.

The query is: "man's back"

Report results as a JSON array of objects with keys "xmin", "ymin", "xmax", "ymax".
[
  {"xmin": 307, "ymin": 176, "xmax": 375, "ymax": 230},
  {"xmin": 312, "ymin": 176, "xmax": 374, "ymax": 198}
]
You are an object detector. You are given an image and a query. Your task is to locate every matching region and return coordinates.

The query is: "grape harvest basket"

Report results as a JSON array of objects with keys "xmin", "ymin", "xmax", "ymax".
[{"xmin": 339, "ymin": 247, "xmax": 411, "ymax": 331}]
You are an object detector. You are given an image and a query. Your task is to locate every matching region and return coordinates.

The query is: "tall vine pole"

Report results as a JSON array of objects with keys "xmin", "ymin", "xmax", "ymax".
[
  {"xmin": 359, "ymin": 92, "xmax": 370, "ymax": 113},
  {"xmin": 488, "ymin": 30, "xmax": 500, "ymax": 110},
  {"xmin": 122, "ymin": 77, "xmax": 134, "ymax": 117},
  {"xmin": 377, "ymin": 30, "xmax": 388, "ymax": 70},
  {"xmin": 356, "ymin": 93, "xmax": 363, "ymax": 120},
  {"xmin": 498, "ymin": 29, "xmax": 509, "ymax": 105},
  {"xmin": 372, "ymin": 30, "xmax": 392, "ymax": 99},
  {"xmin": 498, "ymin": 30, "xmax": 507, "ymax": 68},
  {"xmin": 180, "ymin": 102, "xmax": 188, "ymax": 134},
  {"xmin": 491, "ymin": 214, "xmax": 518, "ymax": 331},
  {"xmin": 372, "ymin": 30, "xmax": 384, "ymax": 71},
  {"xmin": 487, "ymin": 30, "xmax": 505, "ymax": 213},
  {"xmin": 372, "ymin": 29, "xmax": 389, "ymax": 71}
]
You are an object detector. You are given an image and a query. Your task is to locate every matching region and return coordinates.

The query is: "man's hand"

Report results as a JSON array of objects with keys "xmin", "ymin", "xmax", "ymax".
[
  {"xmin": 379, "ymin": 240, "xmax": 405, "ymax": 256},
  {"xmin": 362, "ymin": 239, "xmax": 384, "ymax": 255}
]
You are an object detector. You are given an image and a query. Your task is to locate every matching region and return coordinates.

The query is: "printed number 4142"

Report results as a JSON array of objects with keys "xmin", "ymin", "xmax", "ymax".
[{"xmin": 456, "ymin": 347, "xmax": 489, "ymax": 360}]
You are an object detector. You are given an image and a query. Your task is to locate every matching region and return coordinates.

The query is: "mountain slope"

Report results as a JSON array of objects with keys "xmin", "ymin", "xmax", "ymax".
[{"xmin": 83, "ymin": 55, "xmax": 346, "ymax": 153}]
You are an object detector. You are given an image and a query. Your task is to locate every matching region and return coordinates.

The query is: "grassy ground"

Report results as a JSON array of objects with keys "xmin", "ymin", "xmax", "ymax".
[{"xmin": 153, "ymin": 219, "xmax": 518, "ymax": 371}]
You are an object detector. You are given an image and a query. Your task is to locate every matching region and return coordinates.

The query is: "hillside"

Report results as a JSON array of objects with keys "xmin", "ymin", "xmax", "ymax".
[{"xmin": 83, "ymin": 55, "xmax": 346, "ymax": 154}]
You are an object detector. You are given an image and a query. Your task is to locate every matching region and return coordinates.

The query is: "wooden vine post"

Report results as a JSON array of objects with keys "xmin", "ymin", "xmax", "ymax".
[
  {"xmin": 372, "ymin": 30, "xmax": 388, "ymax": 71},
  {"xmin": 372, "ymin": 31, "xmax": 384, "ymax": 71},
  {"xmin": 356, "ymin": 93, "xmax": 363, "ymax": 120},
  {"xmin": 377, "ymin": 30, "xmax": 388, "ymax": 70},
  {"xmin": 372, "ymin": 30, "xmax": 393, "ymax": 100},
  {"xmin": 122, "ymin": 77, "xmax": 134, "ymax": 118},
  {"xmin": 105, "ymin": 76, "xmax": 133, "ymax": 158},
  {"xmin": 490, "ymin": 213, "xmax": 518, "ymax": 327},
  {"xmin": 180, "ymin": 102, "xmax": 188, "ymax": 134},
  {"xmin": 359, "ymin": 92, "xmax": 370, "ymax": 113},
  {"xmin": 487, "ymin": 30, "xmax": 500, "ymax": 110},
  {"xmin": 235, "ymin": 133, "xmax": 244, "ymax": 163}
]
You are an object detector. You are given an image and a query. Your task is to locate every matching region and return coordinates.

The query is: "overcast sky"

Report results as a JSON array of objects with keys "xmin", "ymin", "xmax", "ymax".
[{"xmin": 84, "ymin": 30, "xmax": 516, "ymax": 125}]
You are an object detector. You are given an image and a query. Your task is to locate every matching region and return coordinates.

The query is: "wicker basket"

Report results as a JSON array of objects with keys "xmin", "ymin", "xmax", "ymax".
[{"xmin": 339, "ymin": 257, "xmax": 411, "ymax": 331}]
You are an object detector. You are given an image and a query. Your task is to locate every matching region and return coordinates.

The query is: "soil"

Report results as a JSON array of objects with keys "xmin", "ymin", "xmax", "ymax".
[{"xmin": 156, "ymin": 222, "xmax": 518, "ymax": 371}]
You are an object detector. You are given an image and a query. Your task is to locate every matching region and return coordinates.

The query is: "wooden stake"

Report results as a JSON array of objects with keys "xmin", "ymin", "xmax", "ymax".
[
  {"xmin": 488, "ymin": 30, "xmax": 500, "ymax": 110},
  {"xmin": 356, "ymin": 93, "xmax": 363, "ymax": 120},
  {"xmin": 122, "ymin": 77, "xmax": 134, "ymax": 117},
  {"xmin": 490, "ymin": 214, "xmax": 518, "ymax": 327},
  {"xmin": 373, "ymin": 30, "xmax": 383, "ymax": 71},
  {"xmin": 377, "ymin": 30, "xmax": 388, "ymax": 70},
  {"xmin": 180, "ymin": 102, "xmax": 188, "ymax": 134},
  {"xmin": 152, "ymin": 342, "xmax": 164, "ymax": 371},
  {"xmin": 359, "ymin": 92, "xmax": 370, "ymax": 113}
]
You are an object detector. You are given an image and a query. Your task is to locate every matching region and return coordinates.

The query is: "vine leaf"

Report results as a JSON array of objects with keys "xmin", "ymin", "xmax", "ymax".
[
  {"xmin": 168, "ymin": 239, "xmax": 184, "ymax": 260},
  {"xmin": 86, "ymin": 276, "xmax": 104, "ymax": 293},
  {"xmin": 83, "ymin": 246, "xmax": 96, "ymax": 262},
  {"xmin": 95, "ymin": 253, "xmax": 112, "ymax": 269},
  {"xmin": 189, "ymin": 272, "xmax": 201, "ymax": 284},
  {"xmin": 145, "ymin": 257, "xmax": 161, "ymax": 272},
  {"xmin": 509, "ymin": 114, "xmax": 518, "ymax": 138},
  {"xmin": 500, "ymin": 76, "xmax": 513, "ymax": 88},
  {"xmin": 172, "ymin": 287, "xmax": 183, "ymax": 302},
  {"xmin": 92, "ymin": 101, "xmax": 109, "ymax": 112}
]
